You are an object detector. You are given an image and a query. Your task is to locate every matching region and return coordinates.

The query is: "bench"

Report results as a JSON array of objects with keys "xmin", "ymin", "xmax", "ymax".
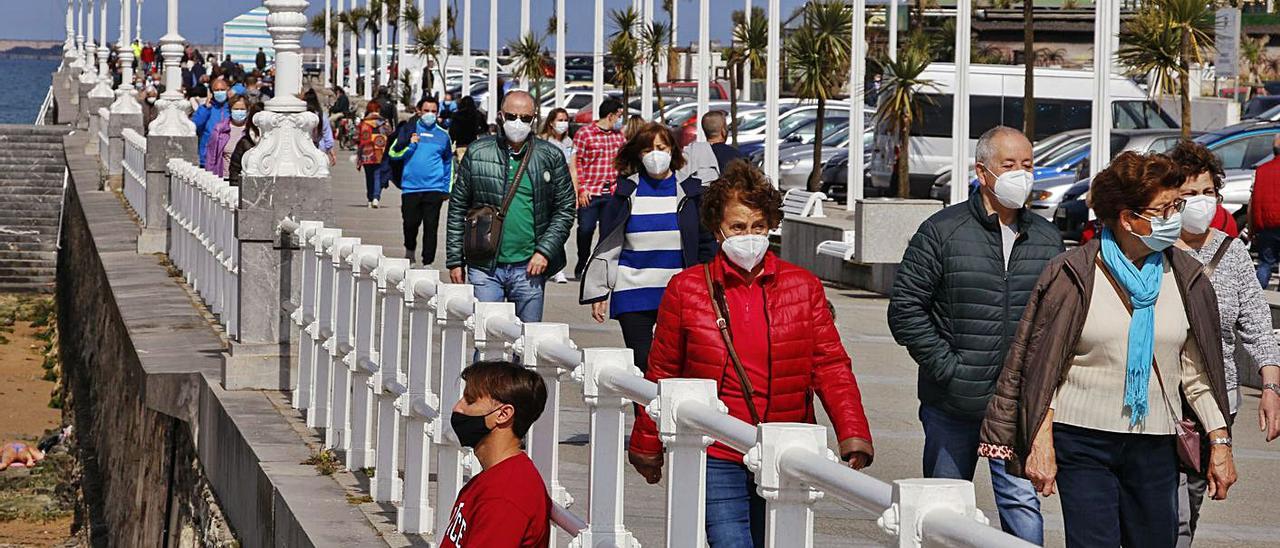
[
  {"xmin": 773, "ymin": 189, "xmax": 829, "ymax": 236},
  {"xmin": 816, "ymin": 230, "xmax": 856, "ymax": 261}
]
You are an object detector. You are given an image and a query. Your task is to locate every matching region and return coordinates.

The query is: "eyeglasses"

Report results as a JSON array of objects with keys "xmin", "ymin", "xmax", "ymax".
[
  {"xmin": 1134, "ymin": 198, "xmax": 1187, "ymax": 221},
  {"xmin": 501, "ymin": 112, "xmax": 536, "ymax": 124}
]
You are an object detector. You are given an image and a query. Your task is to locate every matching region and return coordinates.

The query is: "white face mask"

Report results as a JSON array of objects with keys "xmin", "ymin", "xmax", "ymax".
[
  {"xmin": 1180, "ymin": 195, "xmax": 1216, "ymax": 235},
  {"xmin": 642, "ymin": 150, "xmax": 672, "ymax": 177},
  {"xmin": 553, "ymin": 120, "xmax": 569, "ymax": 135},
  {"xmin": 721, "ymin": 233, "xmax": 769, "ymax": 271},
  {"xmin": 984, "ymin": 166, "xmax": 1034, "ymax": 209},
  {"xmin": 503, "ymin": 118, "xmax": 532, "ymax": 144}
]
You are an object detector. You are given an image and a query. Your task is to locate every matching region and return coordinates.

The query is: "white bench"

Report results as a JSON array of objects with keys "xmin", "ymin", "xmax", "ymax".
[
  {"xmin": 816, "ymin": 230, "xmax": 856, "ymax": 261},
  {"xmin": 773, "ymin": 189, "xmax": 829, "ymax": 237}
]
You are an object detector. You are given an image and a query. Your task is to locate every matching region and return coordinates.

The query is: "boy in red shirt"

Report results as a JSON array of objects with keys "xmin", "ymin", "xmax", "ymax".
[{"xmin": 441, "ymin": 361, "xmax": 551, "ymax": 548}]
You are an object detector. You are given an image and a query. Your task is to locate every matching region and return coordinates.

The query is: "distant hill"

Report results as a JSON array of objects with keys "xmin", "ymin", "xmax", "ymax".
[{"xmin": 0, "ymin": 42, "xmax": 61, "ymax": 60}]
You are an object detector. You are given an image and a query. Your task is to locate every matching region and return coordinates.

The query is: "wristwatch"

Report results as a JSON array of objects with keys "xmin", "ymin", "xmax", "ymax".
[
  {"xmin": 1209, "ymin": 437, "xmax": 1233, "ymax": 448},
  {"xmin": 1264, "ymin": 383, "xmax": 1280, "ymax": 398}
]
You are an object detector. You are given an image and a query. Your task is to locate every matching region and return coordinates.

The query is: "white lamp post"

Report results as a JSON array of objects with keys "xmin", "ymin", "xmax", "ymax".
[
  {"xmin": 435, "ymin": 0, "xmax": 447, "ymax": 100},
  {"xmin": 695, "ymin": 0, "xmax": 708, "ymax": 140},
  {"xmin": 110, "ymin": 0, "xmax": 141, "ymax": 114},
  {"xmin": 64, "ymin": 0, "xmax": 78, "ymax": 65},
  {"xmin": 149, "ymin": 0, "xmax": 194, "ymax": 137},
  {"xmin": 641, "ymin": 0, "xmax": 654, "ymax": 120},
  {"xmin": 134, "ymin": 0, "xmax": 143, "ymax": 44},
  {"xmin": 949, "ymin": 0, "xmax": 972, "ymax": 206},
  {"xmin": 555, "ymin": 0, "xmax": 565, "ymax": 108},
  {"xmin": 848, "ymin": 0, "xmax": 865, "ymax": 210},
  {"xmin": 592, "ymin": 0, "xmax": 603, "ymax": 118},
  {"xmin": 1091, "ymin": 0, "xmax": 1117, "ymax": 177},
  {"xmin": 763, "ymin": 0, "xmax": 780, "ymax": 183},
  {"xmin": 363, "ymin": 0, "xmax": 373, "ymax": 99},
  {"xmin": 487, "ymin": 0, "xmax": 497, "ymax": 125},
  {"xmin": 80, "ymin": 0, "xmax": 98, "ymax": 81},
  {"xmin": 72, "ymin": 0, "xmax": 86, "ymax": 69},
  {"xmin": 90, "ymin": 0, "xmax": 114, "ymax": 98}
]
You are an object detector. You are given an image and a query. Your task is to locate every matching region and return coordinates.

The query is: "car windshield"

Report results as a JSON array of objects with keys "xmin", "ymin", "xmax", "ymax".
[
  {"xmin": 822, "ymin": 124, "xmax": 851, "ymax": 146},
  {"xmin": 1256, "ymin": 104, "xmax": 1280, "ymax": 121},
  {"xmin": 1040, "ymin": 141, "xmax": 1089, "ymax": 167},
  {"xmin": 737, "ymin": 111, "xmax": 768, "ymax": 132}
]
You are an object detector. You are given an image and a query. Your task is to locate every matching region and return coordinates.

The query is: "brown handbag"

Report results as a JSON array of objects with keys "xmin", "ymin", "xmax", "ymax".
[
  {"xmin": 463, "ymin": 140, "xmax": 534, "ymax": 263},
  {"xmin": 1095, "ymin": 257, "xmax": 1204, "ymax": 472},
  {"xmin": 703, "ymin": 264, "xmax": 763, "ymax": 424}
]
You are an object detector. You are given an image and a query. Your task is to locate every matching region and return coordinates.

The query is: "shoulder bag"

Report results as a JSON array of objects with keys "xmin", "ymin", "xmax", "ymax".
[
  {"xmin": 703, "ymin": 264, "xmax": 763, "ymax": 424},
  {"xmin": 1201, "ymin": 236, "xmax": 1234, "ymax": 279},
  {"xmin": 463, "ymin": 140, "xmax": 534, "ymax": 263},
  {"xmin": 1095, "ymin": 256, "xmax": 1204, "ymax": 472}
]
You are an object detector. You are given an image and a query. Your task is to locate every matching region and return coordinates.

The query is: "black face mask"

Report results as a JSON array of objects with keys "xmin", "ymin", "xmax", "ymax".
[{"xmin": 450, "ymin": 406, "xmax": 501, "ymax": 448}]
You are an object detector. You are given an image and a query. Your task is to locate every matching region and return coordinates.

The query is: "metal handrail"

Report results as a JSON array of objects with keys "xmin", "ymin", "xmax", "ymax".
[{"xmin": 34, "ymin": 85, "xmax": 54, "ymax": 125}]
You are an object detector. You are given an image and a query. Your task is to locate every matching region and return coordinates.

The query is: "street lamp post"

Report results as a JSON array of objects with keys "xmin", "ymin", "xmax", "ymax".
[
  {"xmin": 363, "ymin": 0, "xmax": 373, "ymax": 99},
  {"xmin": 487, "ymin": 0, "xmax": 497, "ymax": 125},
  {"xmin": 90, "ymin": 0, "xmax": 113, "ymax": 98},
  {"xmin": 80, "ymin": 0, "xmax": 98, "ymax": 82},
  {"xmin": 64, "ymin": 0, "xmax": 78, "ymax": 66},
  {"xmin": 696, "ymin": 0, "xmax": 708, "ymax": 140},
  {"xmin": 111, "ymin": 0, "xmax": 140, "ymax": 111},
  {"xmin": 763, "ymin": 0, "xmax": 780, "ymax": 184},
  {"xmin": 150, "ymin": 0, "xmax": 194, "ymax": 137},
  {"xmin": 848, "ymin": 0, "xmax": 865, "ymax": 210},
  {"xmin": 555, "ymin": 0, "xmax": 565, "ymax": 108},
  {"xmin": 641, "ymin": 0, "xmax": 653, "ymax": 120},
  {"xmin": 435, "ymin": 0, "xmax": 447, "ymax": 100},
  {"xmin": 1091, "ymin": 0, "xmax": 1116, "ymax": 177},
  {"xmin": 592, "ymin": 0, "xmax": 604, "ymax": 119},
  {"xmin": 949, "ymin": 0, "xmax": 972, "ymax": 206}
]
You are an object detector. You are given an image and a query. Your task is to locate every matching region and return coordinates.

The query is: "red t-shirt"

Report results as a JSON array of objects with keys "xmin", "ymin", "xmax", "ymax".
[{"xmin": 440, "ymin": 452, "xmax": 551, "ymax": 548}]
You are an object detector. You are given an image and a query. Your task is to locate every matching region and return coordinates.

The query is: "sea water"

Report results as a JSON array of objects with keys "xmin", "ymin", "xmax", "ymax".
[{"xmin": 0, "ymin": 58, "xmax": 60, "ymax": 124}]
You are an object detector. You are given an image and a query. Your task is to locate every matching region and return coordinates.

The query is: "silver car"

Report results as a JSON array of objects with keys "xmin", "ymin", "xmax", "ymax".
[{"xmin": 1030, "ymin": 129, "xmax": 1187, "ymax": 220}]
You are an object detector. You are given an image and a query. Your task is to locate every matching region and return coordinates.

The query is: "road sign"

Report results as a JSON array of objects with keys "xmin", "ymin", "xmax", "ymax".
[{"xmin": 1215, "ymin": 7, "xmax": 1241, "ymax": 79}]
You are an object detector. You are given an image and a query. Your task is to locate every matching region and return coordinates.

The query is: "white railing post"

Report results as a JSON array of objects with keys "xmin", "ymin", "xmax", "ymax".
[
  {"xmin": 326, "ymin": 236, "xmax": 361, "ymax": 450},
  {"xmin": 655, "ymin": 378, "xmax": 720, "ymax": 548},
  {"xmin": 518, "ymin": 322, "xmax": 577, "ymax": 546},
  {"xmin": 289, "ymin": 221, "xmax": 324, "ymax": 409},
  {"xmin": 473, "ymin": 301, "xmax": 517, "ymax": 360},
  {"xmin": 219, "ymin": 185, "xmax": 240, "ymax": 336},
  {"xmin": 397, "ymin": 268, "xmax": 441, "ymax": 534},
  {"xmin": 433, "ymin": 282, "xmax": 477, "ymax": 543},
  {"xmin": 372, "ymin": 256, "xmax": 410, "ymax": 503},
  {"xmin": 745, "ymin": 423, "xmax": 830, "ymax": 548},
  {"xmin": 304, "ymin": 228, "xmax": 342, "ymax": 424},
  {"xmin": 879, "ymin": 478, "xmax": 994, "ymax": 548},
  {"xmin": 344, "ymin": 244, "xmax": 382, "ymax": 469},
  {"xmin": 572, "ymin": 347, "xmax": 641, "ymax": 547}
]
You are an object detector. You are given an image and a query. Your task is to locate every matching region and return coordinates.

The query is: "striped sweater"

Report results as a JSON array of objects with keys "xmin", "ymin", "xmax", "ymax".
[{"xmin": 610, "ymin": 174, "xmax": 683, "ymax": 317}]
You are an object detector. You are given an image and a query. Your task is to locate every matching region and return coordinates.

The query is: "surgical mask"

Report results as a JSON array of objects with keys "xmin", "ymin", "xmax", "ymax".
[
  {"xmin": 721, "ymin": 233, "xmax": 770, "ymax": 271},
  {"xmin": 450, "ymin": 407, "xmax": 501, "ymax": 448},
  {"xmin": 445, "ymin": 100, "xmax": 457, "ymax": 110},
  {"xmin": 613, "ymin": 115, "xmax": 625, "ymax": 131},
  {"xmin": 642, "ymin": 150, "xmax": 672, "ymax": 177},
  {"xmin": 985, "ymin": 166, "xmax": 1034, "ymax": 209},
  {"xmin": 553, "ymin": 121, "xmax": 569, "ymax": 135},
  {"xmin": 1180, "ymin": 195, "xmax": 1216, "ymax": 235},
  {"xmin": 421, "ymin": 112, "xmax": 438, "ymax": 127},
  {"xmin": 1135, "ymin": 211, "xmax": 1183, "ymax": 252},
  {"xmin": 212, "ymin": 90, "xmax": 227, "ymax": 103},
  {"xmin": 231, "ymin": 109, "xmax": 248, "ymax": 123},
  {"xmin": 146, "ymin": 97, "xmax": 157, "ymax": 105},
  {"xmin": 504, "ymin": 118, "xmax": 532, "ymax": 144}
]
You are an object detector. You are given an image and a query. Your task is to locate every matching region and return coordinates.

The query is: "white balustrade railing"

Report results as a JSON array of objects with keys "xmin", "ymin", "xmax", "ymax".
[
  {"xmin": 282, "ymin": 217, "xmax": 1037, "ymax": 548},
  {"xmin": 121, "ymin": 128, "xmax": 146, "ymax": 217},
  {"xmin": 97, "ymin": 107, "xmax": 110, "ymax": 172},
  {"xmin": 166, "ymin": 159, "xmax": 239, "ymax": 338},
  {"xmin": 35, "ymin": 85, "xmax": 54, "ymax": 125}
]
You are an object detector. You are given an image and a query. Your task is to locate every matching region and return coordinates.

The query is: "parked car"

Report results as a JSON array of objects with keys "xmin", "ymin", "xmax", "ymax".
[
  {"xmin": 772, "ymin": 125, "xmax": 867, "ymax": 191},
  {"xmin": 741, "ymin": 117, "xmax": 849, "ymax": 158},
  {"xmin": 1243, "ymin": 95, "xmax": 1280, "ymax": 119},
  {"xmin": 677, "ymin": 107, "xmax": 766, "ymax": 147}
]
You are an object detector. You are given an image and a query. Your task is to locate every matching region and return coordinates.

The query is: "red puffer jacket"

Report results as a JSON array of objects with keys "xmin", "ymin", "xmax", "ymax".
[{"xmin": 629, "ymin": 252, "xmax": 873, "ymax": 463}]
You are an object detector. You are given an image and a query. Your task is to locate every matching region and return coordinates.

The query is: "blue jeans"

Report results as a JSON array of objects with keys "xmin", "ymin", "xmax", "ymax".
[
  {"xmin": 1255, "ymin": 228, "xmax": 1280, "ymax": 288},
  {"xmin": 705, "ymin": 458, "xmax": 765, "ymax": 548},
  {"xmin": 468, "ymin": 261, "xmax": 546, "ymax": 323},
  {"xmin": 363, "ymin": 163, "xmax": 388, "ymax": 201},
  {"xmin": 919, "ymin": 404, "xmax": 1044, "ymax": 545}
]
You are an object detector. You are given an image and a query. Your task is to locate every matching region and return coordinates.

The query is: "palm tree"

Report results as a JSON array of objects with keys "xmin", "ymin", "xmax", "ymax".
[
  {"xmin": 1118, "ymin": 0, "xmax": 1214, "ymax": 139},
  {"xmin": 875, "ymin": 41, "xmax": 935, "ymax": 198},
  {"xmin": 609, "ymin": 7, "xmax": 642, "ymax": 110},
  {"xmin": 340, "ymin": 8, "xmax": 370, "ymax": 91},
  {"xmin": 640, "ymin": 21, "xmax": 672, "ymax": 122},
  {"xmin": 509, "ymin": 32, "xmax": 548, "ymax": 103},
  {"xmin": 786, "ymin": 1, "xmax": 852, "ymax": 192},
  {"xmin": 1023, "ymin": 0, "xmax": 1035, "ymax": 138},
  {"xmin": 414, "ymin": 18, "xmax": 448, "ymax": 96},
  {"xmin": 723, "ymin": 14, "xmax": 767, "ymax": 144}
]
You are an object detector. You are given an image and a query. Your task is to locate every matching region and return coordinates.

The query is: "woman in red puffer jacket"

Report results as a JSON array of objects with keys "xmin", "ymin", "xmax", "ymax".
[{"xmin": 627, "ymin": 161, "xmax": 874, "ymax": 547}]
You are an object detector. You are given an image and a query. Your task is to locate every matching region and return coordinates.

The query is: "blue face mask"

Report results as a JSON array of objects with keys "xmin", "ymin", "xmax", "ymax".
[
  {"xmin": 230, "ymin": 109, "xmax": 248, "ymax": 123},
  {"xmin": 212, "ymin": 90, "xmax": 228, "ymax": 103},
  {"xmin": 1135, "ymin": 211, "xmax": 1182, "ymax": 252},
  {"xmin": 445, "ymin": 101, "xmax": 457, "ymax": 111},
  {"xmin": 612, "ymin": 116, "xmax": 624, "ymax": 131},
  {"xmin": 421, "ymin": 113, "xmax": 438, "ymax": 127}
]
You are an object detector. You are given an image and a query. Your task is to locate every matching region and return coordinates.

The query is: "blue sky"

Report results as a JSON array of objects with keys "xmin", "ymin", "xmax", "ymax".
[{"xmin": 1, "ymin": 0, "xmax": 814, "ymax": 53}]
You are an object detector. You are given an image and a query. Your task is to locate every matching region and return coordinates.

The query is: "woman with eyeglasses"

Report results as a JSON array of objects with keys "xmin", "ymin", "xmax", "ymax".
[
  {"xmin": 978, "ymin": 151, "xmax": 1236, "ymax": 548},
  {"xmin": 1168, "ymin": 141, "xmax": 1280, "ymax": 545},
  {"xmin": 626, "ymin": 161, "xmax": 874, "ymax": 547}
]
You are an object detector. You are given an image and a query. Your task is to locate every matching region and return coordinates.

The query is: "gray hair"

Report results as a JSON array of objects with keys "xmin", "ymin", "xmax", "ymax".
[{"xmin": 974, "ymin": 125, "xmax": 1026, "ymax": 167}]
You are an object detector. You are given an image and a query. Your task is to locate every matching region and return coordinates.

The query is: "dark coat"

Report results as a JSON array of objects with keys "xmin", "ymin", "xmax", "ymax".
[{"xmin": 888, "ymin": 190, "xmax": 1066, "ymax": 418}]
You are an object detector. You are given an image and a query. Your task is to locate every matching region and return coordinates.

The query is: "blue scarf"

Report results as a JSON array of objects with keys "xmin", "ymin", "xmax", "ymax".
[{"xmin": 1098, "ymin": 228, "xmax": 1164, "ymax": 426}]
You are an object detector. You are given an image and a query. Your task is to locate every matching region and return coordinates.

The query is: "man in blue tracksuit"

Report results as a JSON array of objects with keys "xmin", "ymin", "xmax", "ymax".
[
  {"xmin": 389, "ymin": 96, "xmax": 453, "ymax": 266},
  {"xmin": 192, "ymin": 77, "xmax": 231, "ymax": 167}
]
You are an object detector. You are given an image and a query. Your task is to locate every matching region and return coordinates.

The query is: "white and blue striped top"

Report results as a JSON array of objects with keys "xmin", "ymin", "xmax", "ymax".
[{"xmin": 611, "ymin": 174, "xmax": 683, "ymax": 317}]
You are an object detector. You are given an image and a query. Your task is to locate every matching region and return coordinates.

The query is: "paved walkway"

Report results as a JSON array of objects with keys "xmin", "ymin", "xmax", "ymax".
[{"xmin": 324, "ymin": 155, "xmax": 1280, "ymax": 547}]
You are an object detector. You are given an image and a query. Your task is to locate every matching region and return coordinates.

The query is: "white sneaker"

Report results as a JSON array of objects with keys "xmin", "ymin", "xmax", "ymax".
[
  {"xmin": 552, "ymin": 272, "xmax": 569, "ymax": 284},
  {"xmin": 367, "ymin": 201, "xmax": 373, "ymax": 208},
  {"xmin": 371, "ymin": 199, "xmax": 380, "ymax": 208}
]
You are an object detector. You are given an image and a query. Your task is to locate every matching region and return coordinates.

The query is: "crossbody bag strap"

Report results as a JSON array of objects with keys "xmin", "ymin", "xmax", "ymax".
[
  {"xmin": 1094, "ymin": 257, "xmax": 1183, "ymax": 422},
  {"xmin": 1202, "ymin": 236, "xmax": 1234, "ymax": 280},
  {"xmin": 703, "ymin": 264, "xmax": 763, "ymax": 425},
  {"xmin": 497, "ymin": 139, "xmax": 534, "ymax": 220}
]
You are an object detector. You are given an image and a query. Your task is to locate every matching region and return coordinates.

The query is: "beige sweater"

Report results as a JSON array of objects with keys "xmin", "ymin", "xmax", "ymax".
[{"xmin": 1051, "ymin": 264, "xmax": 1228, "ymax": 435}]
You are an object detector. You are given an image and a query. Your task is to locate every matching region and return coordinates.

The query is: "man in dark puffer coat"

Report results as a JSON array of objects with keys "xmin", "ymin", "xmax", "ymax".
[
  {"xmin": 446, "ymin": 90, "xmax": 575, "ymax": 323},
  {"xmin": 888, "ymin": 126, "xmax": 1063, "ymax": 545}
]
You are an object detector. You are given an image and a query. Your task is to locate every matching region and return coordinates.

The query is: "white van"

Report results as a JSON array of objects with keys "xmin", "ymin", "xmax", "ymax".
[{"xmin": 868, "ymin": 63, "xmax": 1177, "ymax": 196}]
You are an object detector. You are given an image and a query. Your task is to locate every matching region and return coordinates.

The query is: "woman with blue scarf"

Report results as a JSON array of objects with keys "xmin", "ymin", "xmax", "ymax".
[{"xmin": 978, "ymin": 152, "xmax": 1235, "ymax": 548}]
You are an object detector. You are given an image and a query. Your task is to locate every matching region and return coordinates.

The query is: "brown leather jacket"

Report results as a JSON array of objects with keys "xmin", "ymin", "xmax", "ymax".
[{"xmin": 977, "ymin": 238, "xmax": 1232, "ymax": 477}]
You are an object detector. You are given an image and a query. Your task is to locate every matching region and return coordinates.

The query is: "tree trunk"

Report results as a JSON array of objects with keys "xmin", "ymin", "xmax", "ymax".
[
  {"xmin": 653, "ymin": 64, "xmax": 666, "ymax": 122},
  {"xmin": 1180, "ymin": 33, "xmax": 1191, "ymax": 140},
  {"xmin": 807, "ymin": 98, "xmax": 825, "ymax": 192},
  {"xmin": 897, "ymin": 125, "xmax": 911, "ymax": 198},
  {"xmin": 1023, "ymin": 0, "xmax": 1035, "ymax": 138},
  {"xmin": 729, "ymin": 63, "xmax": 739, "ymax": 145}
]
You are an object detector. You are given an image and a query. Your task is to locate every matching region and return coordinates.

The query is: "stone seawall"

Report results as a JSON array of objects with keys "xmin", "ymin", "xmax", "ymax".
[{"xmin": 56, "ymin": 128, "xmax": 384, "ymax": 547}]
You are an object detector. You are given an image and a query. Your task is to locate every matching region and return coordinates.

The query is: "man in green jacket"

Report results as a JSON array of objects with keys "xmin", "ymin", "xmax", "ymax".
[{"xmin": 446, "ymin": 90, "xmax": 576, "ymax": 322}]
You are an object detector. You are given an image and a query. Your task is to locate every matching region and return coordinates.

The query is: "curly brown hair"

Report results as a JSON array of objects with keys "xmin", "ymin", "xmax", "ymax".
[
  {"xmin": 700, "ymin": 160, "xmax": 784, "ymax": 232},
  {"xmin": 1166, "ymin": 140, "xmax": 1224, "ymax": 191},
  {"xmin": 613, "ymin": 122, "xmax": 686, "ymax": 177},
  {"xmin": 1087, "ymin": 151, "xmax": 1184, "ymax": 225}
]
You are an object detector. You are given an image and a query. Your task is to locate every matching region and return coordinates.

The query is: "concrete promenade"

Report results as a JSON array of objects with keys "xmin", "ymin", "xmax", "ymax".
[{"xmin": 321, "ymin": 155, "xmax": 1280, "ymax": 547}]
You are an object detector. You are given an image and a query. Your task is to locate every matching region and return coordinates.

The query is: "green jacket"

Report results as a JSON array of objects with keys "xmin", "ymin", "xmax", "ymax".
[{"xmin": 446, "ymin": 135, "xmax": 576, "ymax": 275}]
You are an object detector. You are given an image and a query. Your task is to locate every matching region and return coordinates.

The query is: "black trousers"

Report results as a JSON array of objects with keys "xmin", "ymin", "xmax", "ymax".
[
  {"xmin": 617, "ymin": 310, "xmax": 659, "ymax": 373},
  {"xmin": 575, "ymin": 195, "xmax": 609, "ymax": 277},
  {"xmin": 1054, "ymin": 423, "xmax": 1179, "ymax": 548},
  {"xmin": 401, "ymin": 191, "xmax": 449, "ymax": 264}
]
